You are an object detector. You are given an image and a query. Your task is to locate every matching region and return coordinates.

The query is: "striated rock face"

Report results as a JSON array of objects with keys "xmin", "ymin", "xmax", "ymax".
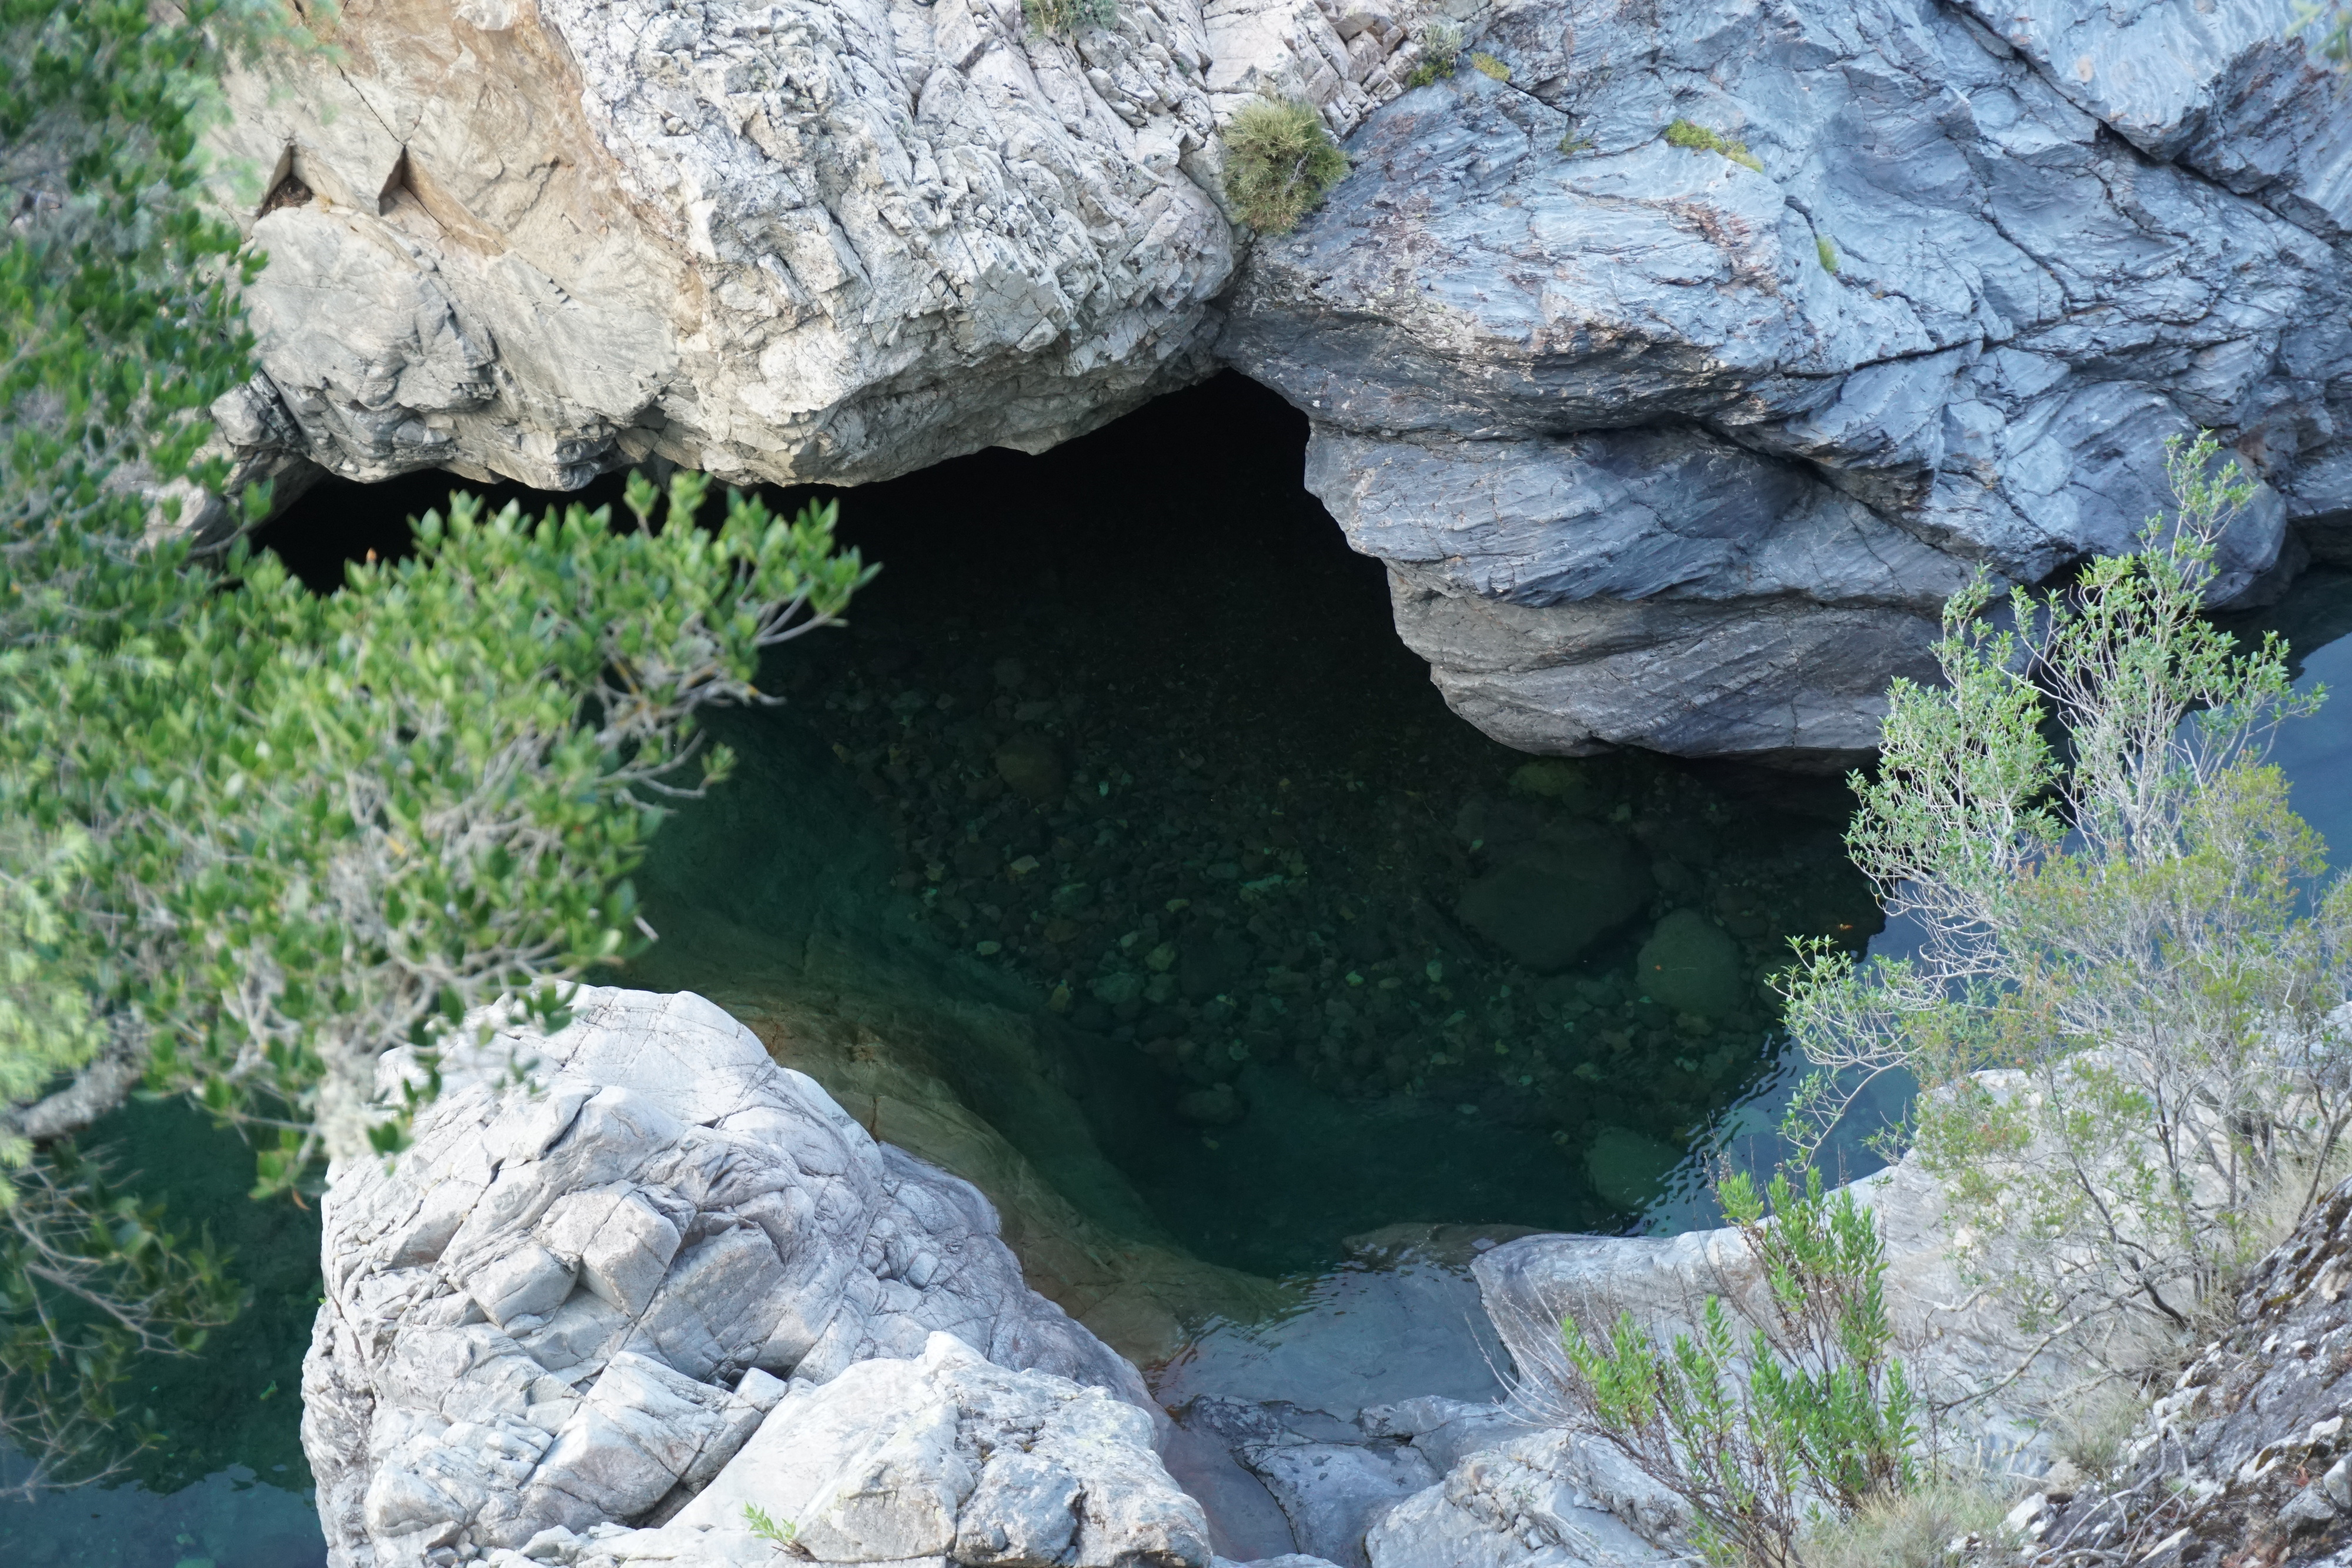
[
  {"xmin": 212, "ymin": 0, "xmax": 2352, "ymax": 763},
  {"xmin": 2003, "ymin": 1177, "xmax": 2352, "ymax": 1567},
  {"xmin": 300, "ymin": 985, "xmax": 1179, "ymax": 1568},
  {"xmin": 1220, "ymin": 0, "xmax": 2352, "ymax": 761},
  {"xmin": 203, "ymin": 0, "xmax": 1442, "ymax": 494}
]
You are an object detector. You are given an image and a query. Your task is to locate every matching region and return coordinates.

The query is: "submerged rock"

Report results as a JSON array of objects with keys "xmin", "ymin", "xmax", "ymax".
[
  {"xmin": 993, "ymin": 733, "xmax": 1067, "ymax": 808},
  {"xmin": 1581, "ymin": 1127, "xmax": 1681, "ymax": 1213},
  {"xmin": 1632, "ymin": 911, "xmax": 1743, "ymax": 1019},
  {"xmin": 1455, "ymin": 826, "xmax": 1651, "ymax": 972},
  {"xmin": 302, "ymin": 987, "xmax": 1168, "ymax": 1567}
]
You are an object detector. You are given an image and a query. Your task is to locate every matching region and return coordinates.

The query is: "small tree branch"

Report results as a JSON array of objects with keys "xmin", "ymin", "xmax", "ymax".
[{"xmin": 1, "ymin": 1021, "xmax": 147, "ymax": 1146}]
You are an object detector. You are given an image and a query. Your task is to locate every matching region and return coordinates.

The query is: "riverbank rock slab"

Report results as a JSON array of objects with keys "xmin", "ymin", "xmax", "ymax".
[{"xmin": 300, "ymin": 986, "xmax": 1165, "ymax": 1568}]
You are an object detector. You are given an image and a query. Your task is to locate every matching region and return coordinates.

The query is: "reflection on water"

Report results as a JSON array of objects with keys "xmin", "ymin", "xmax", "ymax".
[{"xmin": 0, "ymin": 1101, "xmax": 325, "ymax": 1566}]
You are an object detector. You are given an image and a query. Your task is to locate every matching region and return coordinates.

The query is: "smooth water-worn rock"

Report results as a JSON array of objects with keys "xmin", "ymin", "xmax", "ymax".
[
  {"xmin": 201, "ymin": 0, "xmax": 1446, "ymax": 496},
  {"xmin": 1221, "ymin": 0, "xmax": 2352, "ymax": 761},
  {"xmin": 302, "ymin": 986, "xmax": 1170, "ymax": 1568}
]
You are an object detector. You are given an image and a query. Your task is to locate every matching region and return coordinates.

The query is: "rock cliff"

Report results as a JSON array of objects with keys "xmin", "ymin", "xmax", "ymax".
[
  {"xmin": 1222, "ymin": 0, "xmax": 2352, "ymax": 760},
  {"xmin": 205, "ymin": 0, "xmax": 1434, "ymax": 493},
  {"xmin": 208, "ymin": 0, "xmax": 2352, "ymax": 758}
]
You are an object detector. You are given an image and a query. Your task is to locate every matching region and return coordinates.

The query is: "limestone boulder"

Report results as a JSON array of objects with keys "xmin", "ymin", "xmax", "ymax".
[
  {"xmin": 202, "ymin": 0, "xmax": 1439, "ymax": 496},
  {"xmin": 300, "ymin": 985, "xmax": 1162, "ymax": 1568},
  {"xmin": 1221, "ymin": 0, "xmax": 2352, "ymax": 761},
  {"xmin": 482, "ymin": 1330, "xmax": 1214, "ymax": 1568}
]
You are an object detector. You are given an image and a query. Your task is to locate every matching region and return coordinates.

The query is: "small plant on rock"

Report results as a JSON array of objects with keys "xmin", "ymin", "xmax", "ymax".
[
  {"xmin": 1816, "ymin": 235, "xmax": 1839, "ymax": 273},
  {"xmin": 1022, "ymin": 0, "xmax": 1115, "ymax": 37},
  {"xmin": 1553, "ymin": 1165, "xmax": 1920, "ymax": 1567},
  {"xmin": 744, "ymin": 1503, "xmax": 801, "ymax": 1551},
  {"xmin": 1468, "ymin": 50, "xmax": 1511, "ymax": 81},
  {"xmin": 1406, "ymin": 20, "xmax": 1462, "ymax": 88},
  {"xmin": 1221, "ymin": 98, "xmax": 1350, "ymax": 235},
  {"xmin": 1665, "ymin": 116, "xmax": 1765, "ymax": 173}
]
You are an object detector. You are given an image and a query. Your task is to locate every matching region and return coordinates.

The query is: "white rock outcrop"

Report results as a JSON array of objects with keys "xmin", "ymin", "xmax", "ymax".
[
  {"xmin": 203, "ymin": 0, "xmax": 1435, "ymax": 495},
  {"xmin": 212, "ymin": 0, "xmax": 2352, "ymax": 767},
  {"xmin": 300, "ymin": 985, "xmax": 1191, "ymax": 1568}
]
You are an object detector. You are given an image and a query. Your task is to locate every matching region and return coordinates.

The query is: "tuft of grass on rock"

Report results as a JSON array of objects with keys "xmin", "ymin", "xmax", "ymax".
[
  {"xmin": 1469, "ymin": 50, "xmax": 1511, "ymax": 81},
  {"xmin": 1221, "ymin": 99, "xmax": 1350, "ymax": 235},
  {"xmin": 1664, "ymin": 116, "xmax": 1765, "ymax": 173},
  {"xmin": 1799, "ymin": 1476, "xmax": 2019, "ymax": 1568},
  {"xmin": 1817, "ymin": 233, "xmax": 1839, "ymax": 272},
  {"xmin": 1023, "ymin": 0, "xmax": 1115, "ymax": 37},
  {"xmin": 1405, "ymin": 20, "xmax": 1462, "ymax": 88}
]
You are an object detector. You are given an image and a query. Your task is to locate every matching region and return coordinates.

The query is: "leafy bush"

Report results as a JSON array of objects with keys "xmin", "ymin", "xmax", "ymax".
[
  {"xmin": 1405, "ymin": 21, "xmax": 1462, "ymax": 89},
  {"xmin": 0, "ymin": 0, "xmax": 870, "ymax": 1487},
  {"xmin": 1221, "ymin": 99, "xmax": 1349, "ymax": 235},
  {"xmin": 1556, "ymin": 1166, "xmax": 1918, "ymax": 1567},
  {"xmin": 1780, "ymin": 432, "xmax": 2351, "ymax": 1376},
  {"xmin": 1665, "ymin": 117, "xmax": 1765, "ymax": 173},
  {"xmin": 1022, "ymin": 0, "xmax": 1114, "ymax": 38}
]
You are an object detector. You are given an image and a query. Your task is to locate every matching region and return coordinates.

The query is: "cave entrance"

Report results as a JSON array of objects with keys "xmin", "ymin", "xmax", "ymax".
[{"xmin": 260, "ymin": 372, "xmax": 1887, "ymax": 1283}]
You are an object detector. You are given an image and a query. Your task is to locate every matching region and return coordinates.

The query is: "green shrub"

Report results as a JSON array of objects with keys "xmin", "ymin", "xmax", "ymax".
[
  {"xmin": 0, "ymin": 0, "xmax": 871, "ymax": 1489},
  {"xmin": 1405, "ymin": 21, "xmax": 1461, "ymax": 88},
  {"xmin": 1022, "ymin": 0, "xmax": 1114, "ymax": 35},
  {"xmin": 1780, "ymin": 432, "xmax": 2352, "ymax": 1375},
  {"xmin": 1665, "ymin": 116, "xmax": 1765, "ymax": 173},
  {"xmin": 1556, "ymin": 1166, "xmax": 1919, "ymax": 1567},
  {"xmin": 1221, "ymin": 99, "xmax": 1349, "ymax": 235}
]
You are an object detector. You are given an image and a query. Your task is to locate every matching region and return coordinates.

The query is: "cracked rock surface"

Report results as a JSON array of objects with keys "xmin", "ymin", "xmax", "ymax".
[
  {"xmin": 300, "ymin": 985, "xmax": 1180, "ymax": 1568},
  {"xmin": 211, "ymin": 0, "xmax": 2352, "ymax": 763},
  {"xmin": 203, "ymin": 0, "xmax": 1437, "ymax": 493},
  {"xmin": 2000, "ymin": 1177, "xmax": 2352, "ymax": 1567},
  {"xmin": 1220, "ymin": 0, "xmax": 2352, "ymax": 761}
]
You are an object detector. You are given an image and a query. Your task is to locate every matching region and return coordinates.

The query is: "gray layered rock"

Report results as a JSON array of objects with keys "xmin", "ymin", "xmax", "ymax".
[
  {"xmin": 1999, "ymin": 1177, "xmax": 2352, "ymax": 1566},
  {"xmin": 1220, "ymin": 0, "xmax": 2352, "ymax": 761},
  {"xmin": 490, "ymin": 1330, "xmax": 1215, "ymax": 1568},
  {"xmin": 201, "ymin": 0, "xmax": 1445, "ymax": 495},
  {"xmin": 301, "ymin": 985, "xmax": 1172, "ymax": 1568}
]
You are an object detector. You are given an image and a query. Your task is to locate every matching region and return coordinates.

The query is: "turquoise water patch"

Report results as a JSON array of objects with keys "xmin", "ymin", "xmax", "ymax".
[
  {"xmin": 0, "ymin": 1099, "xmax": 325, "ymax": 1566},
  {"xmin": 634, "ymin": 375, "xmax": 1885, "ymax": 1273}
]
